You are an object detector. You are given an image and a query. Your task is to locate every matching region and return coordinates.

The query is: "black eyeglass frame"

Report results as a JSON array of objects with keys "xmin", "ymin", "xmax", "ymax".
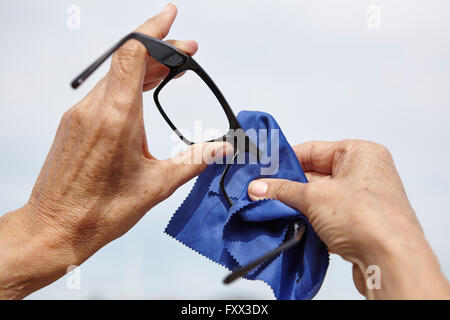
[
  {"xmin": 72, "ymin": 32, "xmax": 257, "ymax": 153},
  {"xmin": 71, "ymin": 32, "xmax": 304, "ymax": 284}
]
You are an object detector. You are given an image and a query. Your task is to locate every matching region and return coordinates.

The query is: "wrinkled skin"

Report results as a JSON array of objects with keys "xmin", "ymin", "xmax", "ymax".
[
  {"xmin": 248, "ymin": 140, "xmax": 450, "ymax": 299},
  {"xmin": 0, "ymin": 4, "xmax": 231, "ymax": 299}
]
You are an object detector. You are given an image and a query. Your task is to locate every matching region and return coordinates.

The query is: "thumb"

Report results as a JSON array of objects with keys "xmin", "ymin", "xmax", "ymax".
[
  {"xmin": 163, "ymin": 141, "xmax": 234, "ymax": 188},
  {"xmin": 247, "ymin": 178, "xmax": 315, "ymax": 216}
]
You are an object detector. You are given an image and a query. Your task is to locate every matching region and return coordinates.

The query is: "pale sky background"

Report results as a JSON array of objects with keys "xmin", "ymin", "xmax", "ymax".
[{"xmin": 0, "ymin": 0, "xmax": 449, "ymax": 299}]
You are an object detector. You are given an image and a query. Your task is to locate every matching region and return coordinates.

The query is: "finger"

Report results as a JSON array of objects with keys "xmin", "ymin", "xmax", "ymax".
[
  {"xmin": 106, "ymin": 4, "xmax": 178, "ymax": 108},
  {"xmin": 144, "ymin": 65, "xmax": 169, "ymax": 84},
  {"xmin": 147, "ymin": 40, "xmax": 198, "ymax": 71},
  {"xmin": 166, "ymin": 39, "xmax": 197, "ymax": 79},
  {"xmin": 293, "ymin": 141, "xmax": 348, "ymax": 175},
  {"xmin": 247, "ymin": 178, "xmax": 316, "ymax": 216},
  {"xmin": 142, "ymin": 67, "xmax": 184, "ymax": 91},
  {"xmin": 143, "ymin": 80, "xmax": 162, "ymax": 92},
  {"xmin": 162, "ymin": 142, "xmax": 234, "ymax": 187},
  {"xmin": 144, "ymin": 40, "xmax": 197, "ymax": 71},
  {"xmin": 136, "ymin": 3, "xmax": 177, "ymax": 39},
  {"xmin": 143, "ymin": 39, "xmax": 197, "ymax": 83},
  {"xmin": 305, "ymin": 171, "xmax": 329, "ymax": 182},
  {"xmin": 166, "ymin": 39, "xmax": 198, "ymax": 56}
]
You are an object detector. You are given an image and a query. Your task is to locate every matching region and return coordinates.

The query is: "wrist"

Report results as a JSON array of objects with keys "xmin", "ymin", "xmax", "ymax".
[
  {"xmin": 0, "ymin": 204, "xmax": 82, "ymax": 299},
  {"xmin": 26, "ymin": 194, "xmax": 110, "ymax": 263},
  {"xmin": 356, "ymin": 224, "xmax": 449, "ymax": 299}
]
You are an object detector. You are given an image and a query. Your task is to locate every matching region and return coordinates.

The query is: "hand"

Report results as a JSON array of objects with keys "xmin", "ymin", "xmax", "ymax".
[
  {"xmin": 0, "ymin": 4, "xmax": 231, "ymax": 299},
  {"xmin": 248, "ymin": 140, "xmax": 450, "ymax": 299}
]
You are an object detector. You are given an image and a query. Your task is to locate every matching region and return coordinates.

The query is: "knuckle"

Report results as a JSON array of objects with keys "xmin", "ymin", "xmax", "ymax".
[
  {"xmin": 63, "ymin": 106, "xmax": 85, "ymax": 125},
  {"xmin": 363, "ymin": 141, "xmax": 392, "ymax": 159},
  {"xmin": 342, "ymin": 139, "xmax": 392, "ymax": 159},
  {"xmin": 116, "ymin": 39, "xmax": 146, "ymax": 60},
  {"xmin": 339, "ymin": 139, "xmax": 359, "ymax": 146},
  {"xmin": 373, "ymin": 142, "xmax": 391, "ymax": 156},
  {"xmin": 336, "ymin": 139, "xmax": 359, "ymax": 157},
  {"xmin": 301, "ymin": 182, "xmax": 314, "ymax": 200},
  {"xmin": 340, "ymin": 139, "xmax": 365, "ymax": 151},
  {"xmin": 154, "ymin": 29, "xmax": 169, "ymax": 40},
  {"xmin": 61, "ymin": 109, "xmax": 72, "ymax": 123},
  {"xmin": 273, "ymin": 181, "xmax": 290, "ymax": 202},
  {"xmin": 111, "ymin": 40, "xmax": 146, "ymax": 79}
]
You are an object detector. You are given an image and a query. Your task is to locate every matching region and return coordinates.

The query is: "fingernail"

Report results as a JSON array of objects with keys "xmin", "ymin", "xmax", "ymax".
[
  {"xmin": 162, "ymin": 3, "xmax": 173, "ymax": 13},
  {"xmin": 248, "ymin": 180, "xmax": 268, "ymax": 197}
]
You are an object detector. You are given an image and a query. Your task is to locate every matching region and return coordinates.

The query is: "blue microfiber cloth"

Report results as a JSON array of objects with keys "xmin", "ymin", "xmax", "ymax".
[{"xmin": 165, "ymin": 111, "xmax": 329, "ymax": 299}]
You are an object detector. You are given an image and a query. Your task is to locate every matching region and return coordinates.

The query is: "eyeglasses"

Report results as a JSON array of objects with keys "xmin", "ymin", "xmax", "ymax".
[{"xmin": 71, "ymin": 32, "xmax": 305, "ymax": 284}]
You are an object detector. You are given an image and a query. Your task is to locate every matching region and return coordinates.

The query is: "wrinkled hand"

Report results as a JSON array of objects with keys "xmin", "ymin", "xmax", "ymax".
[
  {"xmin": 0, "ymin": 4, "xmax": 230, "ymax": 299},
  {"xmin": 248, "ymin": 140, "xmax": 450, "ymax": 299}
]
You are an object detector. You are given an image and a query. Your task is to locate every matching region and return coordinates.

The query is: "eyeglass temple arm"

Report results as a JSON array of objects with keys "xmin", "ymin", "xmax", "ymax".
[
  {"xmin": 71, "ymin": 33, "xmax": 142, "ymax": 89},
  {"xmin": 223, "ymin": 223, "xmax": 306, "ymax": 284}
]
